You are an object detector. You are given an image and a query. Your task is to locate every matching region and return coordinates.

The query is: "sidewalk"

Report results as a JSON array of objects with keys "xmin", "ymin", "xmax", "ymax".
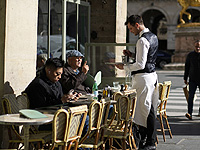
[{"xmin": 156, "ymin": 115, "xmax": 200, "ymax": 150}]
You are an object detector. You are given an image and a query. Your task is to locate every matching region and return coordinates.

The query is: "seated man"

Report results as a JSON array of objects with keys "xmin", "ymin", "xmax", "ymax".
[
  {"xmin": 36, "ymin": 53, "xmax": 47, "ymax": 77},
  {"xmin": 25, "ymin": 58, "xmax": 88, "ymax": 136},
  {"xmin": 59, "ymin": 50, "xmax": 91, "ymax": 95},
  {"xmin": 37, "ymin": 53, "xmax": 47, "ymax": 70},
  {"xmin": 24, "ymin": 58, "xmax": 79, "ymax": 109}
]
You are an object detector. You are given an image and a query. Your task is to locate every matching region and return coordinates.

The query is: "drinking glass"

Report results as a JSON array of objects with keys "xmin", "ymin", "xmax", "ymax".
[
  {"xmin": 125, "ymin": 72, "xmax": 132, "ymax": 90},
  {"xmin": 113, "ymin": 82, "xmax": 120, "ymax": 92}
]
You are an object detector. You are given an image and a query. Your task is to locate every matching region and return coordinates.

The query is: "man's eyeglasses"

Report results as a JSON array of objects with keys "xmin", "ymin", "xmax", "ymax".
[{"xmin": 55, "ymin": 72, "xmax": 62, "ymax": 76}]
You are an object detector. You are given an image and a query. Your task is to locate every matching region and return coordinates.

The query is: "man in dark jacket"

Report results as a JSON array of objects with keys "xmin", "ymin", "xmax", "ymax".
[
  {"xmin": 25, "ymin": 58, "xmax": 78, "ymax": 109},
  {"xmin": 60, "ymin": 50, "xmax": 91, "ymax": 95},
  {"xmin": 184, "ymin": 40, "xmax": 200, "ymax": 120}
]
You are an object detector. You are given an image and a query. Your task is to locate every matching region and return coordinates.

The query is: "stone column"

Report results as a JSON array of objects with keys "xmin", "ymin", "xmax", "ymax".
[
  {"xmin": 0, "ymin": 0, "xmax": 38, "ymax": 148},
  {"xmin": 116, "ymin": 0, "xmax": 127, "ymax": 77},
  {"xmin": 167, "ymin": 25, "xmax": 176, "ymax": 51}
]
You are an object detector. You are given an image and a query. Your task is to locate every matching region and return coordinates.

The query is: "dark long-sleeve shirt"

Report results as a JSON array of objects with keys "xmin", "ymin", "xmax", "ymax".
[
  {"xmin": 59, "ymin": 64, "xmax": 90, "ymax": 94},
  {"xmin": 24, "ymin": 68, "xmax": 63, "ymax": 109},
  {"xmin": 184, "ymin": 51, "xmax": 200, "ymax": 83}
]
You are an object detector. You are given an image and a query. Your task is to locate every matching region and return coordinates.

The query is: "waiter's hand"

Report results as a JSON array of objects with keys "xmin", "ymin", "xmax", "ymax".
[
  {"xmin": 115, "ymin": 63, "xmax": 124, "ymax": 70},
  {"xmin": 184, "ymin": 80, "xmax": 188, "ymax": 85},
  {"xmin": 82, "ymin": 61, "xmax": 89, "ymax": 74},
  {"xmin": 123, "ymin": 50, "xmax": 132, "ymax": 57}
]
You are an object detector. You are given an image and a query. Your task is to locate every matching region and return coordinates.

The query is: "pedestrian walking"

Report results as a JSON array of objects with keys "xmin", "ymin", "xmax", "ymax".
[{"xmin": 184, "ymin": 40, "xmax": 200, "ymax": 120}]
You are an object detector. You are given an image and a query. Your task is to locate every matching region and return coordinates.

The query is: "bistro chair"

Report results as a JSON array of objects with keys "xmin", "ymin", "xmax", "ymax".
[
  {"xmin": 78, "ymin": 100, "xmax": 104, "ymax": 150},
  {"xmin": 2, "ymin": 94, "xmax": 52, "ymax": 149},
  {"xmin": 100, "ymin": 99, "xmax": 111, "ymax": 129},
  {"xmin": 157, "ymin": 81, "xmax": 173, "ymax": 142},
  {"xmin": 17, "ymin": 93, "xmax": 30, "ymax": 110},
  {"xmin": 128, "ymin": 91, "xmax": 137, "ymax": 150},
  {"xmin": 104, "ymin": 95, "xmax": 136, "ymax": 150},
  {"xmin": 50, "ymin": 109, "xmax": 70, "ymax": 150},
  {"xmin": 66, "ymin": 105, "xmax": 88, "ymax": 150},
  {"xmin": 99, "ymin": 99, "xmax": 111, "ymax": 149},
  {"xmin": 107, "ymin": 92, "xmax": 123, "ymax": 128},
  {"xmin": 50, "ymin": 105, "xmax": 88, "ymax": 150}
]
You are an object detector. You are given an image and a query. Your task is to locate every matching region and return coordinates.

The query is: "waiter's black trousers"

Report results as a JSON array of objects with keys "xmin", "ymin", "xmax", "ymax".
[{"xmin": 139, "ymin": 104, "xmax": 156, "ymax": 145}]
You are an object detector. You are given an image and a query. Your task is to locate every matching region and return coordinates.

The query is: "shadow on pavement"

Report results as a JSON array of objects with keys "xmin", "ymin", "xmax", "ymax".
[{"xmin": 156, "ymin": 115, "xmax": 200, "ymax": 136}]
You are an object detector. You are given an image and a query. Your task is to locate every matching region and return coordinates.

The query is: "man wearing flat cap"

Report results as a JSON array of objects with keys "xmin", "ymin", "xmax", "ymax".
[{"xmin": 59, "ymin": 50, "xmax": 91, "ymax": 95}]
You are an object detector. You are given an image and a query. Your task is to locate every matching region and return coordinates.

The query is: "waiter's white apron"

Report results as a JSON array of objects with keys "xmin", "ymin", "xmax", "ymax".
[{"xmin": 132, "ymin": 72, "xmax": 159, "ymax": 128}]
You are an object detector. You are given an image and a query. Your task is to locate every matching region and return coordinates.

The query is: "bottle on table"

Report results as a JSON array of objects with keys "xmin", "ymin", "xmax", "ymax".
[
  {"xmin": 92, "ymin": 80, "xmax": 98, "ymax": 100},
  {"xmin": 103, "ymin": 87, "xmax": 108, "ymax": 98},
  {"xmin": 107, "ymin": 86, "xmax": 111, "ymax": 98}
]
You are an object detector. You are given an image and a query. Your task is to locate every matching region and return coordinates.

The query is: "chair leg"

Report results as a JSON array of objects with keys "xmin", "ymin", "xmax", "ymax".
[
  {"xmin": 129, "ymin": 127, "xmax": 137, "ymax": 149},
  {"xmin": 72, "ymin": 140, "xmax": 78, "ymax": 150},
  {"xmin": 109, "ymin": 138, "xmax": 113, "ymax": 150},
  {"xmin": 159, "ymin": 113, "xmax": 166, "ymax": 142},
  {"xmin": 121, "ymin": 138, "xmax": 126, "ymax": 150},
  {"xmin": 100, "ymin": 143, "xmax": 105, "ymax": 150},
  {"xmin": 163, "ymin": 112, "xmax": 173, "ymax": 139},
  {"xmin": 131, "ymin": 135, "xmax": 137, "ymax": 150},
  {"xmin": 156, "ymin": 135, "xmax": 159, "ymax": 144},
  {"xmin": 63, "ymin": 145, "xmax": 67, "ymax": 150},
  {"xmin": 128, "ymin": 135, "xmax": 133, "ymax": 150},
  {"xmin": 50, "ymin": 143, "xmax": 56, "ymax": 150}
]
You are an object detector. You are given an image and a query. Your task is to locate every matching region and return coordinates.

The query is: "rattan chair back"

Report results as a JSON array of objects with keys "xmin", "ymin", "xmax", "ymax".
[
  {"xmin": 157, "ymin": 80, "xmax": 173, "ymax": 142},
  {"xmin": 67, "ymin": 105, "xmax": 88, "ymax": 149},
  {"xmin": 2, "ymin": 94, "xmax": 18, "ymax": 114},
  {"xmin": 52, "ymin": 109, "xmax": 69, "ymax": 144},
  {"xmin": 104, "ymin": 95, "xmax": 137, "ymax": 150},
  {"xmin": 78, "ymin": 100, "xmax": 104, "ymax": 149},
  {"xmin": 100, "ymin": 99, "xmax": 110, "ymax": 127}
]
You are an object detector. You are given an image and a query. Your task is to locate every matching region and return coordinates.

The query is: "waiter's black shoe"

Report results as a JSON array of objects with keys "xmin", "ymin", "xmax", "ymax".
[
  {"xmin": 140, "ymin": 145, "xmax": 156, "ymax": 150},
  {"xmin": 139, "ymin": 143, "xmax": 156, "ymax": 150},
  {"xmin": 139, "ymin": 139, "xmax": 146, "ymax": 149}
]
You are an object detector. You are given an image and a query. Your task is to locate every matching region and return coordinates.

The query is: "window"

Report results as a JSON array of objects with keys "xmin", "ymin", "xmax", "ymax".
[{"xmin": 37, "ymin": 0, "xmax": 90, "ymax": 60}]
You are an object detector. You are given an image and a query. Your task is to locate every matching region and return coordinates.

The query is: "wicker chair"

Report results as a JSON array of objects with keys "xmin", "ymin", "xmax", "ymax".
[
  {"xmin": 100, "ymin": 99, "xmax": 111, "ymax": 129},
  {"xmin": 78, "ymin": 100, "xmax": 104, "ymax": 150},
  {"xmin": 104, "ymin": 95, "xmax": 137, "ymax": 150},
  {"xmin": 157, "ymin": 81, "xmax": 173, "ymax": 142},
  {"xmin": 128, "ymin": 91, "xmax": 137, "ymax": 150},
  {"xmin": 2, "ymin": 94, "xmax": 51, "ymax": 149},
  {"xmin": 50, "ymin": 109, "xmax": 70, "ymax": 150},
  {"xmin": 50, "ymin": 105, "xmax": 88, "ymax": 150},
  {"xmin": 107, "ymin": 92, "xmax": 123, "ymax": 128},
  {"xmin": 66, "ymin": 105, "xmax": 88, "ymax": 150}
]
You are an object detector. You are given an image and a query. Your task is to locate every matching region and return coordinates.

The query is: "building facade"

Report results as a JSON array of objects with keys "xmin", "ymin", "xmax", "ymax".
[{"xmin": 127, "ymin": 0, "xmax": 200, "ymax": 52}]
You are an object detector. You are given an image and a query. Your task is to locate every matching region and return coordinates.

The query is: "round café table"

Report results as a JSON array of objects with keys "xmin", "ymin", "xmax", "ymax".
[{"xmin": 0, "ymin": 113, "xmax": 53, "ymax": 150}]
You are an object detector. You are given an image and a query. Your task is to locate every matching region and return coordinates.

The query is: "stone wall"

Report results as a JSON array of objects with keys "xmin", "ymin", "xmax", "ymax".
[
  {"xmin": 89, "ymin": 0, "xmax": 126, "ymax": 43},
  {"xmin": 173, "ymin": 27, "xmax": 200, "ymax": 63},
  {"xmin": 0, "ymin": 0, "xmax": 38, "ymax": 148},
  {"xmin": 89, "ymin": 0, "xmax": 116, "ymax": 43}
]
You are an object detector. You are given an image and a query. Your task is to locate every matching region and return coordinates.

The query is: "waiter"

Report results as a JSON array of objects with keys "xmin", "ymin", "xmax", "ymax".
[{"xmin": 116, "ymin": 15, "xmax": 158, "ymax": 150}]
